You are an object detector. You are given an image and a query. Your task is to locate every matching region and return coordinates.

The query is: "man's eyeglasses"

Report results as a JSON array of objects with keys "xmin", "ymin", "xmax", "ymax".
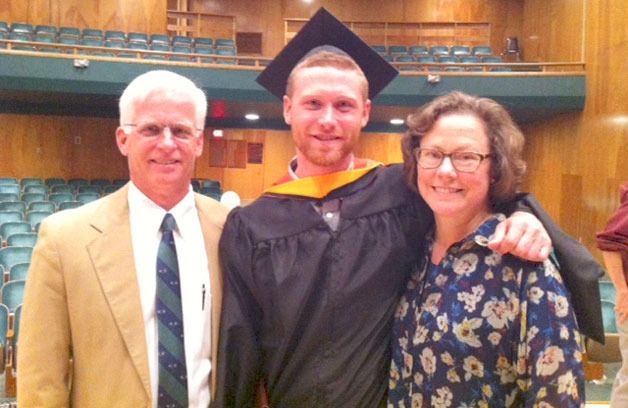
[
  {"xmin": 123, "ymin": 122, "xmax": 202, "ymax": 141},
  {"xmin": 414, "ymin": 148, "xmax": 492, "ymax": 173}
]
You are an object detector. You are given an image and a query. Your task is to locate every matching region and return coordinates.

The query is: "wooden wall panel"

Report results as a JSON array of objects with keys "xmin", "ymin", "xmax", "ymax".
[
  {"xmin": 0, "ymin": 0, "xmax": 167, "ymax": 33},
  {"xmin": 189, "ymin": 0, "xmax": 524, "ymax": 57},
  {"xmin": 522, "ymin": 0, "xmax": 584, "ymax": 62},
  {"xmin": 261, "ymin": 130, "xmax": 295, "ymax": 190},
  {"xmin": 355, "ymin": 133, "xmax": 403, "ymax": 165},
  {"xmin": 521, "ymin": 0, "xmax": 628, "ymax": 262},
  {"xmin": 0, "ymin": 114, "xmax": 127, "ymax": 180}
]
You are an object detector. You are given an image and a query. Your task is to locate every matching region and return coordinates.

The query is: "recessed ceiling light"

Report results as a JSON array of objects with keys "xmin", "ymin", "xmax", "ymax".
[
  {"xmin": 390, "ymin": 118, "xmax": 404, "ymax": 125},
  {"xmin": 212, "ymin": 129, "xmax": 224, "ymax": 137},
  {"xmin": 245, "ymin": 113, "xmax": 260, "ymax": 121}
]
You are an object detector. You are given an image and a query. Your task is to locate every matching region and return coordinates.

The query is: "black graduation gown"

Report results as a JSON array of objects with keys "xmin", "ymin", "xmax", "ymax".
[
  {"xmin": 214, "ymin": 163, "xmax": 604, "ymax": 408},
  {"xmin": 215, "ymin": 164, "xmax": 430, "ymax": 407}
]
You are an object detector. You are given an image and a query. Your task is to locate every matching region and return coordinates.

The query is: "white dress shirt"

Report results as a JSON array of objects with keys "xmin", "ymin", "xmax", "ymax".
[{"xmin": 128, "ymin": 182, "xmax": 211, "ymax": 408}]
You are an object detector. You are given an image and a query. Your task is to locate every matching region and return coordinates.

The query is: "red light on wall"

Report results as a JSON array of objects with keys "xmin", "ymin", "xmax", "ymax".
[{"xmin": 210, "ymin": 100, "xmax": 226, "ymax": 119}]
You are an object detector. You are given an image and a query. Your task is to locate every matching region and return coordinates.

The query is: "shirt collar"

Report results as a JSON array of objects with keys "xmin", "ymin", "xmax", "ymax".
[{"xmin": 128, "ymin": 181, "xmax": 196, "ymax": 236}]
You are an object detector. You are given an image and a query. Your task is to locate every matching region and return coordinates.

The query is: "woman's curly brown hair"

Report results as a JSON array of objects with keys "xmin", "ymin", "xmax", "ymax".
[{"xmin": 401, "ymin": 91, "xmax": 527, "ymax": 207}]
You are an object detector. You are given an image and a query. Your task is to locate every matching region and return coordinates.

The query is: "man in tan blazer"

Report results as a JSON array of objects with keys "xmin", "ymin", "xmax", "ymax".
[{"xmin": 18, "ymin": 70, "xmax": 229, "ymax": 407}]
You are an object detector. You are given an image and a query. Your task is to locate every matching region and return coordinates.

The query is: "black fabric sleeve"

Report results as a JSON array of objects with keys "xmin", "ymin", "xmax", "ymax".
[
  {"xmin": 214, "ymin": 209, "xmax": 264, "ymax": 408},
  {"xmin": 511, "ymin": 193, "xmax": 605, "ymax": 343}
]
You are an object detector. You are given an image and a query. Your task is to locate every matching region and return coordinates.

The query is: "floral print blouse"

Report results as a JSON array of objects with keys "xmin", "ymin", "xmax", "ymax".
[{"xmin": 388, "ymin": 215, "xmax": 584, "ymax": 408}]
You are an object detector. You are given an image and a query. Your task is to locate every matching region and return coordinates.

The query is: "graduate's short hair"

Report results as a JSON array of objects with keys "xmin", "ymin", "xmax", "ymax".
[
  {"xmin": 285, "ymin": 47, "xmax": 369, "ymax": 101},
  {"xmin": 119, "ymin": 70, "xmax": 207, "ymax": 128},
  {"xmin": 401, "ymin": 91, "xmax": 527, "ymax": 206}
]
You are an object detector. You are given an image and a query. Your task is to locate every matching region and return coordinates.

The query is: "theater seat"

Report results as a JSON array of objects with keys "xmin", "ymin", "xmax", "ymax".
[
  {"xmin": 127, "ymin": 32, "xmax": 148, "ymax": 44},
  {"xmin": 370, "ymin": 45, "xmax": 386, "ymax": 54},
  {"xmin": 27, "ymin": 201, "xmax": 55, "ymax": 213},
  {"xmin": 90, "ymin": 179, "xmax": 111, "ymax": 187},
  {"xmin": 25, "ymin": 210, "xmax": 53, "ymax": 230},
  {"xmin": 7, "ymin": 263, "xmax": 29, "ymax": 282},
  {"xmin": 20, "ymin": 193, "xmax": 46, "ymax": 206},
  {"xmin": 599, "ymin": 280, "xmax": 617, "ymax": 303},
  {"xmin": 34, "ymin": 25, "xmax": 57, "ymax": 38},
  {"xmin": 460, "ymin": 56, "xmax": 480, "ymax": 63},
  {"xmin": 430, "ymin": 45, "xmax": 449, "ymax": 56},
  {"xmin": 50, "ymin": 185, "xmax": 73, "ymax": 194},
  {"xmin": 48, "ymin": 193, "xmax": 73, "ymax": 208},
  {"xmin": 150, "ymin": 34, "xmax": 170, "ymax": 45},
  {"xmin": 77, "ymin": 185, "xmax": 101, "ymax": 195},
  {"xmin": 0, "ymin": 178, "xmax": 18, "ymax": 186},
  {"xmin": 81, "ymin": 28, "xmax": 103, "ymax": 39},
  {"xmin": 0, "ymin": 222, "xmax": 31, "ymax": 245},
  {"xmin": 45, "ymin": 178, "xmax": 65, "ymax": 186},
  {"xmin": 76, "ymin": 193, "xmax": 100, "ymax": 204},
  {"xmin": 408, "ymin": 45, "xmax": 429, "ymax": 56},
  {"xmin": 0, "ymin": 211, "xmax": 23, "ymax": 227},
  {"xmin": 104, "ymin": 31, "xmax": 126, "ymax": 42},
  {"xmin": 215, "ymin": 38, "xmax": 235, "ymax": 49},
  {"xmin": 172, "ymin": 35, "xmax": 193, "ymax": 47},
  {"xmin": 6, "ymin": 233, "xmax": 37, "ymax": 248},
  {"xmin": 67, "ymin": 178, "xmax": 89, "ymax": 189},
  {"xmin": 0, "ymin": 185, "xmax": 20, "ymax": 196},
  {"xmin": 19, "ymin": 178, "xmax": 43, "ymax": 188},
  {"xmin": 58, "ymin": 201, "xmax": 83, "ymax": 211},
  {"xmin": 58, "ymin": 27, "xmax": 80, "ymax": 39},
  {"xmin": 388, "ymin": 45, "xmax": 408, "ymax": 55},
  {"xmin": 472, "ymin": 45, "xmax": 493, "ymax": 56},
  {"xmin": 482, "ymin": 56, "xmax": 503, "ymax": 63},
  {"xmin": 0, "ymin": 194, "xmax": 19, "ymax": 203},
  {"xmin": 0, "ymin": 247, "xmax": 32, "ymax": 274},
  {"xmin": 0, "ymin": 202, "xmax": 26, "ymax": 216},
  {"xmin": 9, "ymin": 23, "xmax": 33, "ymax": 35},
  {"xmin": 438, "ymin": 56, "xmax": 458, "ymax": 64}
]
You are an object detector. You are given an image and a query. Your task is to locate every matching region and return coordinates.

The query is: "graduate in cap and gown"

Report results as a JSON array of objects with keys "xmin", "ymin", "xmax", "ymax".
[{"xmin": 214, "ymin": 8, "xmax": 604, "ymax": 408}]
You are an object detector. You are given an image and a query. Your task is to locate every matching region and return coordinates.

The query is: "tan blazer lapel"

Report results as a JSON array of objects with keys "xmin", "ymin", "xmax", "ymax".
[
  {"xmin": 87, "ymin": 186, "xmax": 152, "ymax": 401},
  {"xmin": 195, "ymin": 194, "xmax": 228, "ymax": 397}
]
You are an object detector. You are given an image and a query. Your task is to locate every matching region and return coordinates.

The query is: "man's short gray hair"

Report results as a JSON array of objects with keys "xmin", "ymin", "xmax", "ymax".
[{"xmin": 118, "ymin": 70, "xmax": 207, "ymax": 128}]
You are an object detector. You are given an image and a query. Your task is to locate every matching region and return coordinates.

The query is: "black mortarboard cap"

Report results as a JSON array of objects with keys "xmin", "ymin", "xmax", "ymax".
[{"xmin": 256, "ymin": 7, "xmax": 398, "ymax": 100}]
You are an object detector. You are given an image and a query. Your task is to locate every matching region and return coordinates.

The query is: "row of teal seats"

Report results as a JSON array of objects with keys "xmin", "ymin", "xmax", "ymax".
[
  {"xmin": 0, "ymin": 184, "xmax": 119, "ymax": 196},
  {"xmin": 397, "ymin": 65, "xmax": 513, "ymax": 73},
  {"xmin": 1, "ymin": 177, "xmax": 217, "ymax": 191},
  {"xmin": 0, "ymin": 231, "xmax": 37, "ymax": 248},
  {"xmin": 2, "ymin": 32, "xmax": 236, "ymax": 52},
  {"xmin": 373, "ymin": 45, "xmax": 493, "ymax": 57},
  {"xmin": 0, "ymin": 220, "xmax": 42, "ymax": 244},
  {"xmin": 0, "ymin": 177, "xmax": 127, "ymax": 187},
  {"xmin": 0, "ymin": 192, "xmax": 101, "ymax": 206},
  {"xmin": 391, "ymin": 55, "xmax": 510, "ymax": 72},
  {"xmin": 391, "ymin": 55, "xmax": 502, "ymax": 64},
  {"xmin": 0, "ymin": 22, "xmax": 235, "ymax": 49},
  {"xmin": 0, "ymin": 193, "xmax": 89, "ymax": 214},
  {"xmin": 0, "ymin": 210, "xmax": 52, "ymax": 233},
  {"xmin": 1, "ymin": 34, "xmax": 240, "ymax": 64}
]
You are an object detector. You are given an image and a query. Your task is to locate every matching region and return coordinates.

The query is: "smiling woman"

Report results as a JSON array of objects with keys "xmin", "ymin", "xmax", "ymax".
[{"xmin": 388, "ymin": 92, "xmax": 585, "ymax": 407}]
